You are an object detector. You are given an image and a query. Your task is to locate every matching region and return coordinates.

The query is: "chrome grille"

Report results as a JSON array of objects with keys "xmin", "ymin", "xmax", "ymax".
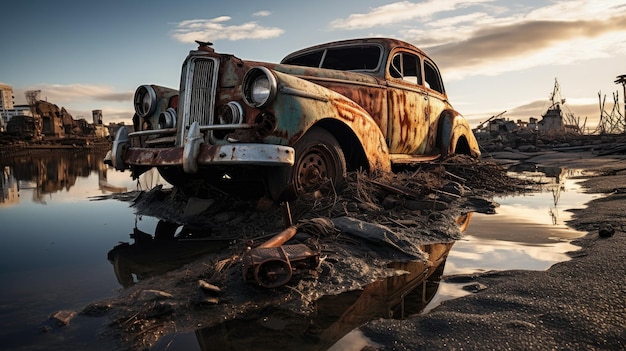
[{"xmin": 176, "ymin": 55, "xmax": 219, "ymax": 146}]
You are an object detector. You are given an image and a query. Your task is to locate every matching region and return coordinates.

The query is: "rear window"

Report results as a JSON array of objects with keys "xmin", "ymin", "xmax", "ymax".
[{"xmin": 283, "ymin": 45, "xmax": 382, "ymax": 71}]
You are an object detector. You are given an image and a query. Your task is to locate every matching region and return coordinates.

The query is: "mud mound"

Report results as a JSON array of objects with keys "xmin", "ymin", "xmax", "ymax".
[{"xmin": 86, "ymin": 157, "xmax": 520, "ymax": 349}]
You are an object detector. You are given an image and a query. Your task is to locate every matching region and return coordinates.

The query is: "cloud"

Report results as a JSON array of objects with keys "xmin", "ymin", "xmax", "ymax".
[
  {"xmin": 171, "ymin": 16, "xmax": 284, "ymax": 42},
  {"xmin": 14, "ymin": 84, "xmax": 132, "ymax": 105},
  {"xmin": 253, "ymin": 11, "xmax": 271, "ymax": 17},
  {"xmin": 329, "ymin": 1, "xmax": 626, "ymax": 80},
  {"xmin": 384, "ymin": 0, "xmax": 626, "ymax": 81},
  {"xmin": 426, "ymin": 15, "xmax": 626, "ymax": 80},
  {"xmin": 329, "ymin": 0, "xmax": 493, "ymax": 30}
]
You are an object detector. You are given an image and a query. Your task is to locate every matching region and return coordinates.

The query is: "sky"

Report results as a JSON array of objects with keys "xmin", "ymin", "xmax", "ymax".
[{"xmin": 1, "ymin": 0, "xmax": 625, "ymax": 129}]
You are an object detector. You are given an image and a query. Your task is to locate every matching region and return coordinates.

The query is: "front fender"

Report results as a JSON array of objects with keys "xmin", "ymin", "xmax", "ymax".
[
  {"xmin": 269, "ymin": 70, "xmax": 391, "ymax": 172},
  {"xmin": 437, "ymin": 109, "xmax": 481, "ymax": 158}
]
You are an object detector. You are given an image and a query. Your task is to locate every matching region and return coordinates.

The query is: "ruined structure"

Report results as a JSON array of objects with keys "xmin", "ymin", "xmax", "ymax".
[
  {"xmin": 3, "ymin": 89, "xmax": 109, "ymax": 142},
  {"xmin": 475, "ymin": 79, "xmax": 584, "ymax": 140},
  {"xmin": 596, "ymin": 74, "xmax": 626, "ymax": 135}
]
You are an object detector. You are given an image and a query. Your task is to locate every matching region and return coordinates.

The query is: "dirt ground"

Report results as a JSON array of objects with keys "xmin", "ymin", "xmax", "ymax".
[{"xmin": 84, "ymin": 145, "xmax": 626, "ymax": 350}]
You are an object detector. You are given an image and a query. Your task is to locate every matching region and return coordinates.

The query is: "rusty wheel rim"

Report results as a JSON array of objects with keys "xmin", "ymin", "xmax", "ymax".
[{"xmin": 295, "ymin": 145, "xmax": 336, "ymax": 191}]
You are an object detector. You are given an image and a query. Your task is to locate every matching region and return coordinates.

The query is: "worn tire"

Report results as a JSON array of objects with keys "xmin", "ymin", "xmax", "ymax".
[
  {"xmin": 292, "ymin": 126, "xmax": 346, "ymax": 192},
  {"xmin": 267, "ymin": 126, "xmax": 347, "ymax": 200}
]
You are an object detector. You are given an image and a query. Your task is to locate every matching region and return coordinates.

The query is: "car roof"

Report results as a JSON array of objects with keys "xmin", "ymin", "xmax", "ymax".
[{"xmin": 281, "ymin": 37, "xmax": 430, "ymax": 63}]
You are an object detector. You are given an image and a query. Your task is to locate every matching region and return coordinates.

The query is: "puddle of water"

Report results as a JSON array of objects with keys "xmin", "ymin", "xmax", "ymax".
[
  {"xmin": 0, "ymin": 153, "xmax": 598, "ymax": 350},
  {"xmin": 421, "ymin": 167, "xmax": 597, "ymax": 313}
]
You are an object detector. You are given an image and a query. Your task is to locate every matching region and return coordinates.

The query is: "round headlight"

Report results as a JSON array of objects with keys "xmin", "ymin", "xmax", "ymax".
[
  {"xmin": 134, "ymin": 85, "xmax": 157, "ymax": 118},
  {"xmin": 217, "ymin": 102, "xmax": 244, "ymax": 125},
  {"xmin": 251, "ymin": 77, "xmax": 270, "ymax": 102},
  {"xmin": 243, "ymin": 67, "xmax": 277, "ymax": 108},
  {"xmin": 158, "ymin": 107, "xmax": 176, "ymax": 129}
]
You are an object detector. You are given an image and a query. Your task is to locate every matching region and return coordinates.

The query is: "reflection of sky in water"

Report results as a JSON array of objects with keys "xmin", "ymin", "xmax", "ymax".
[
  {"xmin": 0, "ymin": 166, "xmax": 162, "ymax": 331},
  {"xmin": 425, "ymin": 172, "xmax": 599, "ymax": 312},
  {"xmin": 447, "ymin": 173, "xmax": 595, "ymax": 275}
]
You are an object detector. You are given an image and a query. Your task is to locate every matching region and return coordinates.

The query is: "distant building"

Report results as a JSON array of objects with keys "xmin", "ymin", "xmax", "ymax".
[
  {"xmin": 0, "ymin": 83, "xmax": 15, "ymax": 110},
  {"xmin": 3, "ymin": 104, "xmax": 33, "ymax": 121},
  {"xmin": 0, "ymin": 84, "xmax": 16, "ymax": 131},
  {"xmin": 1, "ymin": 105, "xmax": 32, "ymax": 133},
  {"xmin": 34, "ymin": 100, "xmax": 68, "ymax": 138},
  {"xmin": 537, "ymin": 104, "xmax": 564, "ymax": 132},
  {"xmin": 92, "ymin": 109, "xmax": 103, "ymax": 125},
  {"xmin": 487, "ymin": 118, "xmax": 517, "ymax": 133}
]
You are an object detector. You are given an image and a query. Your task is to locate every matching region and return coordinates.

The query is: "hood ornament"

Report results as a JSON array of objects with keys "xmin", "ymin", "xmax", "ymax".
[{"xmin": 195, "ymin": 40, "xmax": 214, "ymax": 52}]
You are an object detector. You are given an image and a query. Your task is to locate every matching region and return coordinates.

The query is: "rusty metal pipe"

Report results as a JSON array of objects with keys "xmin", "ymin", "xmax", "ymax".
[{"xmin": 258, "ymin": 226, "xmax": 298, "ymax": 248}]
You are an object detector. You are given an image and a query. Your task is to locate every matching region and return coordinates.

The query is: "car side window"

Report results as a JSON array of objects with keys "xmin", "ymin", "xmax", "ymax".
[
  {"xmin": 424, "ymin": 60, "xmax": 444, "ymax": 94},
  {"xmin": 391, "ymin": 54, "xmax": 402, "ymax": 78},
  {"xmin": 321, "ymin": 46, "xmax": 381, "ymax": 71},
  {"xmin": 282, "ymin": 50, "xmax": 324, "ymax": 67},
  {"xmin": 390, "ymin": 53, "xmax": 422, "ymax": 85}
]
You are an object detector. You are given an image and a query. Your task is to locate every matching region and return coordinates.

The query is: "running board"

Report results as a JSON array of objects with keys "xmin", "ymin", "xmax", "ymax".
[{"xmin": 390, "ymin": 154, "xmax": 441, "ymax": 165}]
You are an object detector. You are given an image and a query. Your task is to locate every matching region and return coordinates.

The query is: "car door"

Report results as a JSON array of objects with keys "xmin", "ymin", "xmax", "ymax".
[
  {"xmin": 386, "ymin": 50, "xmax": 432, "ymax": 155},
  {"xmin": 422, "ymin": 59, "xmax": 450, "ymax": 153}
]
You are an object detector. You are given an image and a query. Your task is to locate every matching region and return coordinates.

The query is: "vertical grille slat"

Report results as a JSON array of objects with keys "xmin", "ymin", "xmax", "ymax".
[{"xmin": 176, "ymin": 56, "xmax": 219, "ymax": 145}]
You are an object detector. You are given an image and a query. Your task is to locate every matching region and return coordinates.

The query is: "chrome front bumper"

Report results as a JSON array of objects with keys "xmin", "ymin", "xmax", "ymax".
[{"xmin": 109, "ymin": 122, "xmax": 295, "ymax": 173}]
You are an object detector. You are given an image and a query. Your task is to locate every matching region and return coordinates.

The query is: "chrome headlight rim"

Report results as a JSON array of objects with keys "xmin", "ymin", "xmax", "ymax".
[
  {"xmin": 134, "ymin": 85, "xmax": 157, "ymax": 118},
  {"xmin": 158, "ymin": 107, "xmax": 177, "ymax": 129},
  {"xmin": 217, "ymin": 101, "xmax": 244, "ymax": 125},
  {"xmin": 242, "ymin": 67, "xmax": 277, "ymax": 109}
]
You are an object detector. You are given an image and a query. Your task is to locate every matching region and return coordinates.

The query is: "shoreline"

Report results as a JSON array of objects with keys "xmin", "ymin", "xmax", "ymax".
[
  {"xmin": 360, "ymin": 150, "xmax": 626, "ymax": 350},
  {"xmin": 0, "ymin": 139, "xmax": 110, "ymax": 159}
]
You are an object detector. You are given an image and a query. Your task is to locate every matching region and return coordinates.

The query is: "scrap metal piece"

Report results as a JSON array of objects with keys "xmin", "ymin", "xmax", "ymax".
[
  {"xmin": 281, "ymin": 202, "xmax": 293, "ymax": 227},
  {"xmin": 258, "ymin": 225, "xmax": 297, "ymax": 249},
  {"xmin": 243, "ymin": 244, "xmax": 319, "ymax": 288},
  {"xmin": 243, "ymin": 246, "xmax": 292, "ymax": 288}
]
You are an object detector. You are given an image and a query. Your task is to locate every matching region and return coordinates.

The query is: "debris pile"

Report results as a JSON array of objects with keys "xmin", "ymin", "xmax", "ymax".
[
  {"xmin": 84, "ymin": 156, "xmax": 521, "ymax": 349},
  {"xmin": 479, "ymin": 131, "xmax": 626, "ymax": 155}
]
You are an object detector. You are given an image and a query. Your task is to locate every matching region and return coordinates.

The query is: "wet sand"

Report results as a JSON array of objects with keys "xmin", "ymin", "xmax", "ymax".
[{"xmin": 360, "ymin": 150, "xmax": 626, "ymax": 350}]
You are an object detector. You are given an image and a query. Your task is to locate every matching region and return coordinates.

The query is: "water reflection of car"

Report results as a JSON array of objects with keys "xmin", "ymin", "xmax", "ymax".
[
  {"xmin": 108, "ymin": 38, "xmax": 480, "ymax": 201},
  {"xmin": 190, "ymin": 241, "xmax": 454, "ymax": 351},
  {"xmin": 107, "ymin": 220, "xmax": 229, "ymax": 288}
]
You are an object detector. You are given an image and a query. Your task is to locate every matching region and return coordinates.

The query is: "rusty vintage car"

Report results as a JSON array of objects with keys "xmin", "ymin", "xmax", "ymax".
[{"xmin": 108, "ymin": 37, "xmax": 480, "ymax": 200}]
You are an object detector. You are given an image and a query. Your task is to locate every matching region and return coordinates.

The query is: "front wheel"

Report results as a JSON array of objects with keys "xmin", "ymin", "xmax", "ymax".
[
  {"xmin": 293, "ymin": 126, "xmax": 346, "ymax": 192},
  {"xmin": 266, "ymin": 126, "xmax": 347, "ymax": 201}
]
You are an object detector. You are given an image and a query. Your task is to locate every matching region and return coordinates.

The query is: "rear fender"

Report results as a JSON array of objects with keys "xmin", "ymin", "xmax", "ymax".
[{"xmin": 437, "ymin": 109, "xmax": 481, "ymax": 158}]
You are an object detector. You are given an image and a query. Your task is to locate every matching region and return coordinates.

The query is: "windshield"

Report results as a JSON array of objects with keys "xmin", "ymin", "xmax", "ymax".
[{"xmin": 282, "ymin": 45, "xmax": 382, "ymax": 71}]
